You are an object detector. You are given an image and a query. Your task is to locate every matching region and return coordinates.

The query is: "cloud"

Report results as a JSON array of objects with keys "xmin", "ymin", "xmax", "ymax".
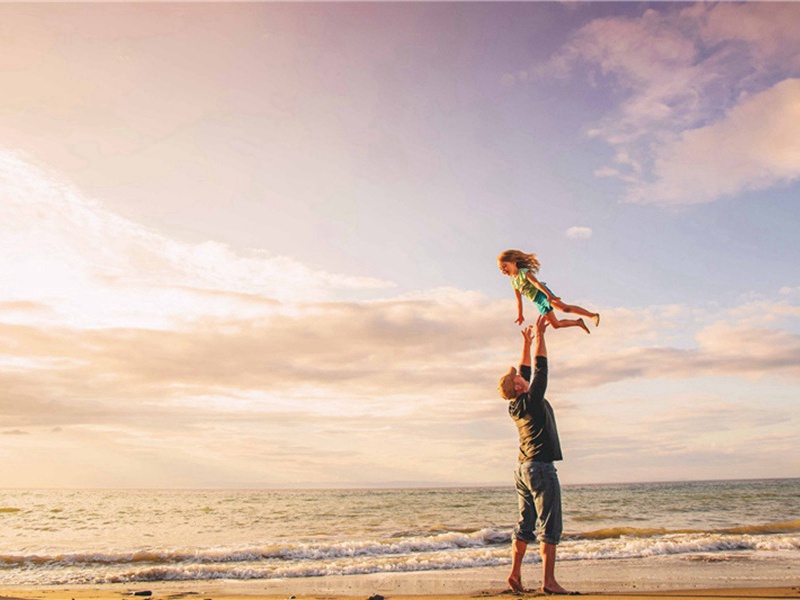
[
  {"xmin": 0, "ymin": 149, "xmax": 395, "ymax": 329},
  {"xmin": 562, "ymin": 367, "xmax": 799, "ymax": 483},
  {"xmin": 2, "ymin": 290, "xmax": 798, "ymax": 428},
  {"xmin": 627, "ymin": 79, "xmax": 800, "ymax": 204},
  {"xmin": 2, "ymin": 286, "xmax": 798, "ymax": 486},
  {"xmin": 593, "ymin": 166, "xmax": 620, "ymax": 178},
  {"xmin": 566, "ymin": 226, "xmax": 593, "ymax": 239},
  {"xmin": 542, "ymin": 4, "xmax": 800, "ymax": 205},
  {"xmin": 1, "ymin": 150, "xmax": 798, "ymax": 486},
  {"xmin": 0, "ymin": 293, "xmax": 513, "ymax": 422},
  {"xmin": 550, "ymin": 301, "xmax": 800, "ymax": 393},
  {"xmin": 697, "ymin": 2, "xmax": 800, "ymax": 72}
]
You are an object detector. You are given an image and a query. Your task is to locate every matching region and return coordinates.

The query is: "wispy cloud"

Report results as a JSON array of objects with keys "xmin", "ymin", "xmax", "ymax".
[
  {"xmin": 541, "ymin": 4, "xmax": 800, "ymax": 205},
  {"xmin": 566, "ymin": 226, "xmax": 593, "ymax": 239},
  {"xmin": 0, "ymin": 149, "xmax": 395, "ymax": 329}
]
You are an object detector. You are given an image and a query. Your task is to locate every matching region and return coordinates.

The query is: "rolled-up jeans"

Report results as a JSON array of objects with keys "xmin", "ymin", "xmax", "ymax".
[{"xmin": 513, "ymin": 461, "xmax": 562, "ymax": 546}]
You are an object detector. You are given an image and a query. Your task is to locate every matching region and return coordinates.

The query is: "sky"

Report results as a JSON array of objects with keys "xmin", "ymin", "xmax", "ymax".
[{"xmin": 1, "ymin": 2, "xmax": 798, "ymax": 488}]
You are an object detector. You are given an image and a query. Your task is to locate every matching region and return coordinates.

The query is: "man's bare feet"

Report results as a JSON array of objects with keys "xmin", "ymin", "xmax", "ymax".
[
  {"xmin": 541, "ymin": 582, "xmax": 580, "ymax": 595},
  {"xmin": 578, "ymin": 318, "xmax": 590, "ymax": 334},
  {"xmin": 592, "ymin": 313, "xmax": 600, "ymax": 327},
  {"xmin": 507, "ymin": 575, "xmax": 525, "ymax": 593}
]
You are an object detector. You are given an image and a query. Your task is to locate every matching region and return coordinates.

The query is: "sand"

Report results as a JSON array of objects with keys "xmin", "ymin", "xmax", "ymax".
[
  {"xmin": 2, "ymin": 553, "xmax": 798, "ymax": 600},
  {"xmin": 1, "ymin": 586, "xmax": 798, "ymax": 600}
]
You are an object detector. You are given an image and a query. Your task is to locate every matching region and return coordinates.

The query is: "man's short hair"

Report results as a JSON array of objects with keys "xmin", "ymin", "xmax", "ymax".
[{"xmin": 498, "ymin": 366, "xmax": 518, "ymax": 400}]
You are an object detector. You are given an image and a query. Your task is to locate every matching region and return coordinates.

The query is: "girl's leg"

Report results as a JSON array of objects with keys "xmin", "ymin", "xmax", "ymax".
[
  {"xmin": 544, "ymin": 311, "xmax": 590, "ymax": 334},
  {"xmin": 551, "ymin": 299, "xmax": 600, "ymax": 327}
]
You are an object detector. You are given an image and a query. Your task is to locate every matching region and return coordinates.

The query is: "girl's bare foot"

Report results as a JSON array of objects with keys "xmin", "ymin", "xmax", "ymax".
[
  {"xmin": 578, "ymin": 318, "xmax": 590, "ymax": 334},
  {"xmin": 592, "ymin": 313, "xmax": 600, "ymax": 327}
]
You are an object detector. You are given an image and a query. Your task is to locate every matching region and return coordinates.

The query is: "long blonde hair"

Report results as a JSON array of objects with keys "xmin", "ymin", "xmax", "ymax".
[{"xmin": 498, "ymin": 249, "xmax": 541, "ymax": 274}]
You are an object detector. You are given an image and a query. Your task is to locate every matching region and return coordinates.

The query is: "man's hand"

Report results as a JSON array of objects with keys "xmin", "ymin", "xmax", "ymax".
[
  {"xmin": 521, "ymin": 325, "xmax": 534, "ymax": 346},
  {"xmin": 535, "ymin": 314, "xmax": 549, "ymax": 335}
]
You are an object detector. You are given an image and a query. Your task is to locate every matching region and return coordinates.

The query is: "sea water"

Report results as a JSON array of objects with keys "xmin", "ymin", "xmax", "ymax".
[{"xmin": 0, "ymin": 478, "xmax": 798, "ymax": 585}]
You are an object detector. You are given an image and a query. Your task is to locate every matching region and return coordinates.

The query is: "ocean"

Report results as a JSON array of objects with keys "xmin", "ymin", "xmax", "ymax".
[{"xmin": 1, "ymin": 478, "xmax": 798, "ymax": 586}]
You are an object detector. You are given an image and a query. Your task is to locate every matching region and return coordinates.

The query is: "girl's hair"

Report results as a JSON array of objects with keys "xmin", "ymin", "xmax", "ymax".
[{"xmin": 498, "ymin": 249, "xmax": 541, "ymax": 274}]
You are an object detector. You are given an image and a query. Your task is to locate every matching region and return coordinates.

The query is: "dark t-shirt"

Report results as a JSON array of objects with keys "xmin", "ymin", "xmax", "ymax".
[{"xmin": 508, "ymin": 356, "xmax": 563, "ymax": 463}]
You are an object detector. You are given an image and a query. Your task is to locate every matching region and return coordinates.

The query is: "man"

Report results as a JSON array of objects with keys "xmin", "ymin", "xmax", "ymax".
[{"xmin": 497, "ymin": 315, "xmax": 576, "ymax": 595}]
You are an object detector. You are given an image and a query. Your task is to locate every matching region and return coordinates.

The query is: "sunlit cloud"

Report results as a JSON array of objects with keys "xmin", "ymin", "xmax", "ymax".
[
  {"xmin": 626, "ymin": 79, "xmax": 800, "ymax": 204},
  {"xmin": 0, "ymin": 149, "xmax": 395, "ymax": 330},
  {"xmin": 2, "ymin": 269, "xmax": 799, "ymax": 474},
  {"xmin": 2, "ymin": 152, "xmax": 798, "ymax": 428},
  {"xmin": 3, "ymin": 290, "xmax": 799, "ymax": 485},
  {"xmin": 541, "ymin": 4, "xmax": 800, "ymax": 205},
  {"xmin": 552, "ymin": 307, "xmax": 800, "ymax": 392}
]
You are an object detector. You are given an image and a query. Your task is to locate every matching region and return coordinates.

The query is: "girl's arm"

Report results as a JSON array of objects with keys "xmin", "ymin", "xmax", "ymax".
[
  {"xmin": 525, "ymin": 271, "xmax": 559, "ymax": 302},
  {"xmin": 514, "ymin": 289, "xmax": 525, "ymax": 325}
]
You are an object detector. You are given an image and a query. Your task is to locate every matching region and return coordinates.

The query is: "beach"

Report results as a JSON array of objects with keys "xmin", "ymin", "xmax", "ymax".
[
  {"xmin": 2, "ymin": 550, "xmax": 798, "ymax": 600},
  {"xmin": 2, "ymin": 482, "xmax": 797, "ymax": 599},
  {"xmin": 1, "ymin": 588, "xmax": 799, "ymax": 600}
]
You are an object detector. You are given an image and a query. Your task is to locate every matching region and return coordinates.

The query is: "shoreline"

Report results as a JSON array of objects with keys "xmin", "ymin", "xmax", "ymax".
[{"xmin": 3, "ymin": 553, "xmax": 798, "ymax": 599}]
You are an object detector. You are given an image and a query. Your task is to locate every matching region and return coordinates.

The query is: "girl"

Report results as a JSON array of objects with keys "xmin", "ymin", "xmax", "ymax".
[{"xmin": 498, "ymin": 249, "xmax": 600, "ymax": 334}]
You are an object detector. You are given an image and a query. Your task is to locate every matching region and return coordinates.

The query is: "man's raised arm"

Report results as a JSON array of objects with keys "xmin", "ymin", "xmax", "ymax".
[
  {"xmin": 519, "ymin": 325, "xmax": 534, "ymax": 368},
  {"xmin": 534, "ymin": 314, "xmax": 548, "ymax": 359},
  {"xmin": 528, "ymin": 315, "xmax": 549, "ymax": 400}
]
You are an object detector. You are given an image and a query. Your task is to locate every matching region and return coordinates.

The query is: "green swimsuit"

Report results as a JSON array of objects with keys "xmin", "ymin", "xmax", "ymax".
[{"xmin": 511, "ymin": 268, "xmax": 554, "ymax": 315}]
